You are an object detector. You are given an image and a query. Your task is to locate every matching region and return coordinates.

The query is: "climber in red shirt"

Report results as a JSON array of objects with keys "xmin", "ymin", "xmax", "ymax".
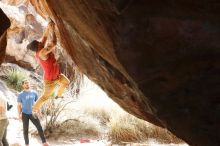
[{"xmin": 27, "ymin": 19, "xmax": 70, "ymax": 116}]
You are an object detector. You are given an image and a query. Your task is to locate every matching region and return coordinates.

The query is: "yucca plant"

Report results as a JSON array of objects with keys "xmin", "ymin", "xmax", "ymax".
[{"xmin": 4, "ymin": 68, "xmax": 27, "ymax": 91}]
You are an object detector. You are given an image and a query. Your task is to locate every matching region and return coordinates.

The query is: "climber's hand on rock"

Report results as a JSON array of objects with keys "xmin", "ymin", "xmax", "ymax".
[
  {"xmin": 46, "ymin": 17, "xmax": 54, "ymax": 25},
  {"xmin": 46, "ymin": 16, "xmax": 51, "ymax": 22},
  {"xmin": 48, "ymin": 21, "xmax": 55, "ymax": 29}
]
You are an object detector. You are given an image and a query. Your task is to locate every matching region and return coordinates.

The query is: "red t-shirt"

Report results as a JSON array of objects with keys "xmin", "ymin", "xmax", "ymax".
[{"xmin": 36, "ymin": 49, "xmax": 60, "ymax": 81}]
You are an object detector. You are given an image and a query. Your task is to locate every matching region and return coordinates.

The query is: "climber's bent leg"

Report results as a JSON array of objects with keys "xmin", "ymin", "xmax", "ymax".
[
  {"xmin": 32, "ymin": 80, "xmax": 56, "ymax": 112},
  {"xmin": 56, "ymin": 74, "xmax": 70, "ymax": 98}
]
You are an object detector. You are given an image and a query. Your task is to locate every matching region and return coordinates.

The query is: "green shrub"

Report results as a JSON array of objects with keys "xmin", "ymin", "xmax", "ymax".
[{"xmin": 4, "ymin": 69, "xmax": 27, "ymax": 91}]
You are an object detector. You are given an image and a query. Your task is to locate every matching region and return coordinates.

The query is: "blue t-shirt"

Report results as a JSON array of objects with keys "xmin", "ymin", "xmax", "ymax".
[{"xmin": 17, "ymin": 90, "xmax": 38, "ymax": 114}]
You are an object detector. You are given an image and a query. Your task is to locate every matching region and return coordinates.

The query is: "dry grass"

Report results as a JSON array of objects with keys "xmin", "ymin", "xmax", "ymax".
[
  {"xmin": 60, "ymin": 116, "xmax": 100, "ymax": 137},
  {"xmin": 107, "ymin": 109, "xmax": 184, "ymax": 144},
  {"xmin": 44, "ymin": 114, "xmax": 101, "ymax": 140},
  {"xmin": 76, "ymin": 93, "xmax": 184, "ymax": 144},
  {"xmin": 147, "ymin": 125, "xmax": 184, "ymax": 144},
  {"xmin": 82, "ymin": 106, "xmax": 110, "ymax": 125},
  {"xmin": 108, "ymin": 113, "xmax": 147, "ymax": 142}
]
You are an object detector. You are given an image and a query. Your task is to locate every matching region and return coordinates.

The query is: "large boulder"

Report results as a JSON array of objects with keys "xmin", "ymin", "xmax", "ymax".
[
  {"xmin": 36, "ymin": 1, "xmax": 220, "ymax": 146},
  {"xmin": 1, "ymin": 0, "xmax": 220, "ymax": 145}
]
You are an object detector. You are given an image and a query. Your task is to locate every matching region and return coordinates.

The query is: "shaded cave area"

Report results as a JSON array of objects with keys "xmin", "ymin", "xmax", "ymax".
[{"xmin": 1, "ymin": 1, "xmax": 220, "ymax": 146}]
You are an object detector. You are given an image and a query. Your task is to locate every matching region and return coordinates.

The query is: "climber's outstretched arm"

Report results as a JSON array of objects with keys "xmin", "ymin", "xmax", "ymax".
[
  {"xmin": 39, "ymin": 20, "xmax": 57, "ymax": 59},
  {"xmin": 41, "ymin": 20, "xmax": 55, "ymax": 47}
]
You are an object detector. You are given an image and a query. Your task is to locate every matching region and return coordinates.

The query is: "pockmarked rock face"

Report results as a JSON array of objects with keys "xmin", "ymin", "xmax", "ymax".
[
  {"xmin": 1, "ymin": 1, "xmax": 220, "ymax": 146},
  {"xmin": 0, "ymin": 1, "xmax": 44, "ymax": 70},
  {"xmin": 0, "ymin": 1, "xmax": 75, "ymax": 77}
]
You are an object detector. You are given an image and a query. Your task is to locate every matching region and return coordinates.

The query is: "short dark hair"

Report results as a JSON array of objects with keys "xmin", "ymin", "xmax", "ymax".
[
  {"xmin": 21, "ymin": 79, "xmax": 28, "ymax": 85},
  {"xmin": 27, "ymin": 40, "xmax": 39, "ymax": 52}
]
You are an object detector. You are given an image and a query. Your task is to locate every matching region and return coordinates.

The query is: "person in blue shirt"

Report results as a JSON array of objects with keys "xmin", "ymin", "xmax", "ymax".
[{"xmin": 17, "ymin": 79, "xmax": 49, "ymax": 146}]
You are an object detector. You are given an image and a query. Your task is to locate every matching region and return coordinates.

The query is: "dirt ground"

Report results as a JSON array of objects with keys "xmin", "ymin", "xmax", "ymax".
[
  {"xmin": 7, "ymin": 118, "xmax": 108, "ymax": 146},
  {"xmin": 7, "ymin": 119, "xmax": 189, "ymax": 146}
]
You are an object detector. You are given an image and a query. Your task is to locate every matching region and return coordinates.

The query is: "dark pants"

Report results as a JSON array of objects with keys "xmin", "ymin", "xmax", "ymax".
[
  {"xmin": 0, "ymin": 119, "xmax": 9, "ymax": 146},
  {"xmin": 22, "ymin": 113, "xmax": 46, "ymax": 145}
]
